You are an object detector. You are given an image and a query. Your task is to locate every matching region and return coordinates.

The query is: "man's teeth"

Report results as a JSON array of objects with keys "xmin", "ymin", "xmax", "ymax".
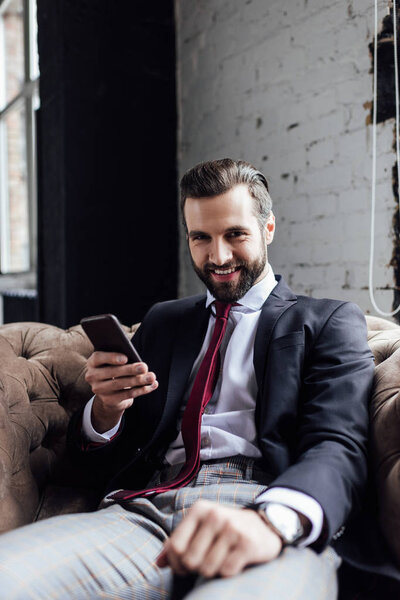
[{"xmin": 214, "ymin": 267, "xmax": 237, "ymax": 275}]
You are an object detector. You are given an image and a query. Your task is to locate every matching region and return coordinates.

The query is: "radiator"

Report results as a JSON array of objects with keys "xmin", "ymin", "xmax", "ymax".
[{"xmin": 1, "ymin": 289, "xmax": 39, "ymax": 324}]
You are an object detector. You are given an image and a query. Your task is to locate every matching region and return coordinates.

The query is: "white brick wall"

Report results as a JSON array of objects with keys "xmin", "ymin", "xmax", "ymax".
[{"xmin": 176, "ymin": 0, "xmax": 398, "ymax": 317}]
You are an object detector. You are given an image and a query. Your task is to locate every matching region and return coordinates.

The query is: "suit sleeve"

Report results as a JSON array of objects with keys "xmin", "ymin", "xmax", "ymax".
[
  {"xmin": 65, "ymin": 313, "xmax": 148, "ymax": 484},
  {"xmin": 265, "ymin": 302, "xmax": 374, "ymax": 548}
]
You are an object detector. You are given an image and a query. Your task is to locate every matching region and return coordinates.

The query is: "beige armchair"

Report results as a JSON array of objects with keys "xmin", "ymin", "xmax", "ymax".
[
  {"xmin": 0, "ymin": 320, "xmax": 138, "ymax": 532},
  {"xmin": 368, "ymin": 315, "xmax": 400, "ymax": 568},
  {"xmin": 0, "ymin": 313, "xmax": 400, "ymax": 582}
]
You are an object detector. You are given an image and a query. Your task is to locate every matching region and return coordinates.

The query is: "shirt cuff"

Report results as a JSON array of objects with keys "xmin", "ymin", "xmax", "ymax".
[
  {"xmin": 82, "ymin": 396, "xmax": 122, "ymax": 443},
  {"xmin": 255, "ymin": 487, "xmax": 324, "ymax": 547}
]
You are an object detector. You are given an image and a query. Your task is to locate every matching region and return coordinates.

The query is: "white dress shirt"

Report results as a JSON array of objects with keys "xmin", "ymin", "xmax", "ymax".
[{"xmin": 82, "ymin": 267, "xmax": 323, "ymax": 546}]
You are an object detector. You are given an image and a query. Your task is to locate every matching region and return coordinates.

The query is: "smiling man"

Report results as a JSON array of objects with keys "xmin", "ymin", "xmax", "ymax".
[
  {"xmin": 0, "ymin": 159, "xmax": 374, "ymax": 599},
  {"xmin": 186, "ymin": 184, "xmax": 273, "ymax": 302}
]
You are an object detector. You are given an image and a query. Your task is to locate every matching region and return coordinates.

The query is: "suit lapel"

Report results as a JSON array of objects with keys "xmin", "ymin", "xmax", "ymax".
[
  {"xmin": 254, "ymin": 276, "xmax": 297, "ymax": 394},
  {"xmin": 150, "ymin": 298, "xmax": 210, "ymax": 441},
  {"xmin": 148, "ymin": 276, "xmax": 297, "ymax": 445}
]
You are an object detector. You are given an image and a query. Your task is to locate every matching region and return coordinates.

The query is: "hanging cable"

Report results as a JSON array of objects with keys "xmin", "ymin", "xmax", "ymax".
[{"xmin": 369, "ymin": 0, "xmax": 400, "ymax": 316}]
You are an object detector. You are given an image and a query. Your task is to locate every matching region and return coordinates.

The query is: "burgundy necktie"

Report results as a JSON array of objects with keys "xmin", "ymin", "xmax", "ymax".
[{"xmin": 109, "ymin": 301, "xmax": 233, "ymax": 502}]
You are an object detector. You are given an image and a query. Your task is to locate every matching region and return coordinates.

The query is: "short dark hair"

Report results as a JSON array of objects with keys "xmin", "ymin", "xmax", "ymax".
[{"xmin": 180, "ymin": 158, "xmax": 272, "ymax": 230}]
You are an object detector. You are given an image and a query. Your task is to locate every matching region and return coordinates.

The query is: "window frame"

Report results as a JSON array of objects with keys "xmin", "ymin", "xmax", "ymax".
[{"xmin": 0, "ymin": 0, "xmax": 39, "ymax": 278}]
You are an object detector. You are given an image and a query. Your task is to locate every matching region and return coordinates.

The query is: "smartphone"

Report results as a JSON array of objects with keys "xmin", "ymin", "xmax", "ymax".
[{"xmin": 80, "ymin": 313, "xmax": 142, "ymax": 364}]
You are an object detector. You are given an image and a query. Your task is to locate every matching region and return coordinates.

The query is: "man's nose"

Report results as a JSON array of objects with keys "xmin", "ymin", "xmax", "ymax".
[{"xmin": 209, "ymin": 239, "xmax": 233, "ymax": 265}]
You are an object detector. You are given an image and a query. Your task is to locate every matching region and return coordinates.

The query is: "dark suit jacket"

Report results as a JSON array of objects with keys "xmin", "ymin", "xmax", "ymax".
[{"xmin": 68, "ymin": 275, "xmax": 374, "ymax": 552}]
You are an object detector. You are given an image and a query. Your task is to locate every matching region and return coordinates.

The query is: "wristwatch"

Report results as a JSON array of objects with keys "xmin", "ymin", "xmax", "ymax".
[{"xmin": 247, "ymin": 501, "xmax": 305, "ymax": 546}]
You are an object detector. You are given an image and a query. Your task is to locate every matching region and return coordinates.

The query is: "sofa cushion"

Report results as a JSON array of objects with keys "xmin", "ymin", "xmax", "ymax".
[{"xmin": 0, "ymin": 321, "xmax": 138, "ymax": 531}]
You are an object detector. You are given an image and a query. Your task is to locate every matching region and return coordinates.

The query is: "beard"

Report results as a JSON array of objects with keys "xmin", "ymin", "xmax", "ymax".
[{"xmin": 191, "ymin": 244, "xmax": 267, "ymax": 303}]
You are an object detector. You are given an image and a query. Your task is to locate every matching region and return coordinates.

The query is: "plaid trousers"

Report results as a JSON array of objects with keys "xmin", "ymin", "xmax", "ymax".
[{"xmin": 0, "ymin": 456, "xmax": 340, "ymax": 599}]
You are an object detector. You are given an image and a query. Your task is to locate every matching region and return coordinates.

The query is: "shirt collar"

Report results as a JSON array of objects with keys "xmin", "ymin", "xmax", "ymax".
[{"xmin": 205, "ymin": 265, "xmax": 277, "ymax": 311}]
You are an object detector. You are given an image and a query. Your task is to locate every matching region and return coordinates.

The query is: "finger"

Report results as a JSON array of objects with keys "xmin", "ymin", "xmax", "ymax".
[
  {"xmin": 168, "ymin": 501, "xmax": 209, "ymax": 556},
  {"xmin": 130, "ymin": 371, "xmax": 157, "ymax": 388},
  {"xmin": 181, "ymin": 510, "xmax": 225, "ymax": 572},
  {"xmin": 163, "ymin": 503, "xmax": 207, "ymax": 573},
  {"xmin": 90, "ymin": 372, "xmax": 157, "ymax": 394},
  {"xmin": 130, "ymin": 380, "xmax": 158, "ymax": 397},
  {"xmin": 219, "ymin": 546, "xmax": 249, "ymax": 578},
  {"xmin": 86, "ymin": 362, "xmax": 148, "ymax": 381},
  {"xmin": 94, "ymin": 383, "xmax": 158, "ymax": 405},
  {"xmin": 155, "ymin": 547, "xmax": 168, "ymax": 568},
  {"xmin": 88, "ymin": 351, "xmax": 132, "ymax": 367},
  {"xmin": 158, "ymin": 541, "xmax": 190, "ymax": 575},
  {"xmin": 199, "ymin": 525, "xmax": 238, "ymax": 578},
  {"xmin": 94, "ymin": 389, "xmax": 137, "ymax": 408}
]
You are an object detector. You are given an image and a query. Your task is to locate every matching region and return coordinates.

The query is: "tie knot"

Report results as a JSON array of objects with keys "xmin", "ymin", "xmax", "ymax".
[{"xmin": 214, "ymin": 301, "xmax": 232, "ymax": 319}]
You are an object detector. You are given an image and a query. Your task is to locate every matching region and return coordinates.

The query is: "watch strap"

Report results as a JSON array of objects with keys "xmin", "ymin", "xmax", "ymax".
[{"xmin": 245, "ymin": 501, "xmax": 305, "ymax": 546}]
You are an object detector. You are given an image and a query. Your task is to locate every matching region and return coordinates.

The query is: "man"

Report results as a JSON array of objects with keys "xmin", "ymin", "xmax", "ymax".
[{"xmin": 0, "ymin": 159, "xmax": 374, "ymax": 599}]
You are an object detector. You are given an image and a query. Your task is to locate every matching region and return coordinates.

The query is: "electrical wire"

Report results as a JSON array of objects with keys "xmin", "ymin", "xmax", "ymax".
[{"xmin": 369, "ymin": 0, "xmax": 400, "ymax": 316}]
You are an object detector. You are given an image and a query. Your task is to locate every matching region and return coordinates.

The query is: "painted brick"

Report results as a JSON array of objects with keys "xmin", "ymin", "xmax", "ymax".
[{"xmin": 176, "ymin": 0, "xmax": 397, "ymax": 318}]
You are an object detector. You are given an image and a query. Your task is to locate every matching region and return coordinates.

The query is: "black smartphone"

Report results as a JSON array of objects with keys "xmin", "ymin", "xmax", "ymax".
[{"xmin": 80, "ymin": 314, "xmax": 142, "ymax": 364}]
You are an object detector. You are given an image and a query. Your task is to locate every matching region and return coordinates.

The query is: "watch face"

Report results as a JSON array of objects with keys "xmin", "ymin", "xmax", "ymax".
[{"xmin": 265, "ymin": 503, "xmax": 303, "ymax": 544}]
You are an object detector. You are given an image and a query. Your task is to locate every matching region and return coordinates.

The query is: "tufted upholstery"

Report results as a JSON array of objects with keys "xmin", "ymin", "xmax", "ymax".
[
  {"xmin": 0, "ymin": 320, "xmax": 139, "ymax": 533},
  {"xmin": 367, "ymin": 316, "xmax": 400, "ymax": 568},
  {"xmin": 1, "ymin": 314, "xmax": 400, "ymax": 571}
]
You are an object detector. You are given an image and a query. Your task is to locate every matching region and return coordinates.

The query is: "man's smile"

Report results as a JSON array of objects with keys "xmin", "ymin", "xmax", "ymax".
[
  {"xmin": 209, "ymin": 266, "xmax": 241, "ymax": 281},
  {"xmin": 185, "ymin": 187, "xmax": 271, "ymax": 301}
]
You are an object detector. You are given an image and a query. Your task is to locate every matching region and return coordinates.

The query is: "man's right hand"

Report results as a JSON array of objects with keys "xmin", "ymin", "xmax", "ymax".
[{"xmin": 85, "ymin": 352, "xmax": 158, "ymax": 434}]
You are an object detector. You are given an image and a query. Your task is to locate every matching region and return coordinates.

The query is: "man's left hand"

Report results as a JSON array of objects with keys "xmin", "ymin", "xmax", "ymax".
[{"xmin": 156, "ymin": 499, "xmax": 283, "ymax": 578}]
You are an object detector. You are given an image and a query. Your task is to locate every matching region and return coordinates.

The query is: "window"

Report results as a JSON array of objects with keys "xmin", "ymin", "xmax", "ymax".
[{"xmin": 0, "ymin": 0, "xmax": 39, "ymax": 275}]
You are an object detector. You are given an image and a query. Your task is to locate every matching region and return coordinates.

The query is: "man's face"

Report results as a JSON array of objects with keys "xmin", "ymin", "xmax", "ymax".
[{"xmin": 184, "ymin": 184, "xmax": 275, "ymax": 303}]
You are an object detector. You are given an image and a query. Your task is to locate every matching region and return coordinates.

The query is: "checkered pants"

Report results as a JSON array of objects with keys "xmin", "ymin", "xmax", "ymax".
[{"xmin": 0, "ymin": 456, "xmax": 340, "ymax": 599}]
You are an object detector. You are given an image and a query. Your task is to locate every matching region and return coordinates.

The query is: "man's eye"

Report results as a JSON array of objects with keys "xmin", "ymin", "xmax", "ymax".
[
  {"xmin": 192, "ymin": 235, "xmax": 207, "ymax": 241},
  {"xmin": 228, "ymin": 231, "xmax": 245, "ymax": 238}
]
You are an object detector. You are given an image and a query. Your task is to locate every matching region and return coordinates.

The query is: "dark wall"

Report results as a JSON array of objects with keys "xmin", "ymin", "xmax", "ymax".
[{"xmin": 37, "ymin": 0, "xmax": 177, "ymax": 328}]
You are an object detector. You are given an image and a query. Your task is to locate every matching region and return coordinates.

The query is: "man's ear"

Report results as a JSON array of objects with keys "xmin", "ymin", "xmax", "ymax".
[{"xmin": 265, "ymin": 213, "xmax": 275, "ymax": 245}]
